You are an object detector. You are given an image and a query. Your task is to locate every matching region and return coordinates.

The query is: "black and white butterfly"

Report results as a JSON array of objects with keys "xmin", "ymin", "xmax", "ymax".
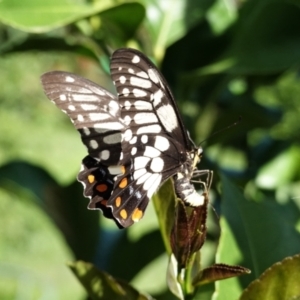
[{"xmin": 41, "ymin": 48, "xmax": 211, "ymax": 228}]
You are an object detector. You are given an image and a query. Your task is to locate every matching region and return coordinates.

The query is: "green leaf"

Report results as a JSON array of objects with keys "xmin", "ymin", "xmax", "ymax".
[
  {"xmin": 212, "ymin": 218, "xmax": 248, "ymax": 300},
  {"xmin": 240, "ymin": 254, "xmax": 300, "ymax": 300},
  {"xmin": 256, "ymin": 145, "xmax": 300, "ymax": 189},
  {"xmin": 69, "ymin": 261, "xmax": 150, "ymax": 300},
  {"xmin": 219, "ymin": 174, "xmax": 300, "ymax": 285},
  {"xmin": 141, "ymin": 0, "xmax": 211, "ymax": 61},
  {"xmin": 100, "ymin": 3, "xmax": 145, "ymax": 45},
  {"xmin": 0, "ymin": 0, "xmax": 141, "ymax": 33},
  {"xmin": 226, "ymin": 1, "xmax": 300, "ymax": 74},
  {"xmin": 0, "ymin": 187, "xmax": 85, "ymax": 299},
  {"xmin": 0, "ymin": 161, "xmax": 99, "ymax": 261},
  {"xmin": 152, "ymin": 179, "xmax": 176, "ymax": 254}
]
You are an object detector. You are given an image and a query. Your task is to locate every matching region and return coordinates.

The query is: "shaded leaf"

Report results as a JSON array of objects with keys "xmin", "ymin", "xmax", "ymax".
[
  {"xmin": 220, "ymin": 174, "xmax": 300, "ymax": 286},
  {"xmin": 100, "ymin": 3, "xmax": 145, "ymax": 44},
  {"xmin": 0, "ymin": 161, "xmax": 99, "ymax": 261},
  {"xmin": 240, "ymin": 254, "xmax": 300, "ymax": 300},
  {"xmin": 69, "ymin": 261, "xmax": 151, "ymax": 300}
]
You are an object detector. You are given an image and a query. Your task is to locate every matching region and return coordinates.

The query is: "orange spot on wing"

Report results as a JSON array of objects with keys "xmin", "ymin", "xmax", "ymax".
[
  {"xmin": 100, "ymin": 199, "xmax": 108, "ymax": 206},
  {"xmin": 119, "ymin": 177, "xmax": 128, "ymax": 188},
  {"xmin": 121, "ymin": 166, "xmax": 126, "ymax": 174},
  {"xmin": 96, "ymin": 184, "xmax": 108, "ymax": 192},
  {"xmin": 120, "ymin": 209, "xmax": 127, "ymax": 219},
  {"xmin": 116, "ymin": 197, "xmax": 121, "ymax": 207},
  {"xmin": 132, "ymin": 208, "xmax": 143, "ymax": 222},
  {"xmin": 88, "ymin": 175, "xmax": 95, "ymax": 183}
]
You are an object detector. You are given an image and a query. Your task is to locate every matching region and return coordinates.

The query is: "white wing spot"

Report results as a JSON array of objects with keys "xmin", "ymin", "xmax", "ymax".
[
  {"xmin": 150, "ymin": 157, "xmax": 164, "ymax": 172},
  {"xmin": 129, "ymin": 136, "xmax": 137, "ymax": 144},
  {"xmin": 77, "ymin": 114, "xmax": 84, "ymax": 122},
  {"xmin": 153, "ymin": 89, "xmax": 163, "ymax": 107},
  {"xmin": 82, "ymin": 127, "xmax": 90, "ymax": 135},
  {"xmin": 130, "ymin": 77, "xmax": 152, "ymax": 89},
  {"xmin": 128, "ymin": 68, "xmax": 135, "ymax": 74},
  {"xmin": 73, "ymin": 94, "xmax": 99, "ymax": 101},
  {"xmin": 144, "ymin": 174, "xmax": 162, "ymax": 198},
  {"xmin": 157, "ymin": 104, "xmax": 178, "ymax": 132},
  {"xmin": 141, "ymin": 135, "xmax": 148, "ymax": 144},
  {"xmin": 136, "ymin": 172, "xmax": 152, "ymax": 185},
  {"xmin": 90, "ymin": 140, "xmax": 98, "ymax": 149},
  {"xmin": 103, "ymin": 133, "xmax": 121, "ymax": 144},
  {"xmin": 134, "ymin": 156, "xmax": 150, "ymax": 169},
  {"xmin": 81, "ymin": 104, "xmax": 98, "ymax": 110},
  {"xmin": 109, "ymin": 100, "xmax": 119, "ymax": 112},
  {"xmin": 93, "ymin": 122, "xmax": 124, "ymax": 130},
  {"xmin": 133, "ymin": 168, "xmax": 147, "ymax": 180},
  {"xmin": 94, "ymin": 128, "xmax": 109, "ymax": 133},
  {"xmin": 137, "ymin": 71, "xmax": 148, "ymax": 78},
  {"xmin": 134, "ymin": 100, "xmax": 152, "ymax": 110},
  {"xmin": 144, "ymin": 146, "xmax": 160, "ymax": 158},
  {"xmin": 147, "ymin": 174, "xmax": 162, "ymax": 198},
  {"xmin": 154, "ymin": 136, "xmax": 170, "ymax": 151},
  {"xmin": 122, "ymin": 88, "xmax": 130, "ymax": 97},
  {"xmin": 148, "ymin": 69, "xmax": 159, "ymax": 84},
  {"xmin": 123, "ymin": 115, "xmax": 131, "ymax": 125},
  {"xmin": 66, "ymin": 76, "xmax": 75, "ymax": 82},
  {"xmin": 123, "ymin": 129, "xmax": 133, "ymax": 141},
  {"xmin": 100, "ymin": 150, "xmax": 110, "ymax": 160},
  {"xmin": 118, "ymin": 67, "xmax": 122, "ymax": 71},
  {"xmin": 133, "ymin": 88, "xmax": 147, "ymax": 97},
  {"xmin": 137, "ymin": 124, "xmax": 161, "ymax": 134},
  {"xmin": 119, "ymin": 76, "xmax": 126, "ymax": 84},
  {"xmin": 108, "ymin": 165, "xmax": 122, "ymax": 175},
  {"xmin": 89, "ymin": 113, "xmax": 110, "ymax": 121},
  {"xmin": 68, "ymin": 105, "xmax": 75, "ymax": 111},
  {"xmin": 132, "ymin": 55, "xmax": 140, "ymax": 63},
  {"xmin": 89, "ymin": 86, "xmax": 106, "ymax": 95},
  {"xmin": 134, "ymin": 112, "xmax": 158, "ymax": 124},
  {"xmin": 131, "ymin": 147, "xmax": 137, "ymax": 155},
  {"xmin": 124, "ymin": 100, "xmax": 131, "ymax": 109},
  {"xmin": 60, "ymin": 94, "xmax": 67, "ymax": 101}
]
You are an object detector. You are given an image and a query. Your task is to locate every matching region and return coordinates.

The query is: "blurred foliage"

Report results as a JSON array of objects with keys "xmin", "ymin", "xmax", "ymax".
[{"xmin": 0, "ymin": 0, "xmax": 300, "ymax": 299}]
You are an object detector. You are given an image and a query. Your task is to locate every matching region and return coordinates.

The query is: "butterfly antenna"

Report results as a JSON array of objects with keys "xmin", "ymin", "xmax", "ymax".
[{"xmin": 198, "ymin": 116, "xmax": 242, "ymax": 146}]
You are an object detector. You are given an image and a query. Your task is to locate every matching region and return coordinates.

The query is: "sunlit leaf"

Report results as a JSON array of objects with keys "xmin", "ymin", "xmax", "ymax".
[{"xmin": 240, "ymin": 254, "xmax": 300, "ymax": 300}]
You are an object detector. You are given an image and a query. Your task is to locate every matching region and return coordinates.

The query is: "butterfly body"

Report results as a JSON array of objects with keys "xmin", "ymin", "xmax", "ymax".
[{"xmin": 41, "ymin": 48, "xmax": 209, "ymax": 228}]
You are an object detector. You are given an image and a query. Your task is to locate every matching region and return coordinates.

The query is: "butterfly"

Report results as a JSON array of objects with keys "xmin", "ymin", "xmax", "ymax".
[{"xmin": 41, "ymin": 48, "xmax": 211, "ymax": 228}]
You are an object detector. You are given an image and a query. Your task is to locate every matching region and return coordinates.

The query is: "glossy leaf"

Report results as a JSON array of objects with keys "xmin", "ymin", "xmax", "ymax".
[
  {"xmin": 0, "ymin": 0, "xmax": 143, "ymax": 34},
  {"xmin": 220, "ymin": 174, "xmax": 300, "ymax": 285},
  {"xmin": 240, "ymin": 254, "xmax": 300, "ymax": 300}
]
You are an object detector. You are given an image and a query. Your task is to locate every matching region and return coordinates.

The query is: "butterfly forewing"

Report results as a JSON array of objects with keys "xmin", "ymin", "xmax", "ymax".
[
  {"xmin": 100, "ymin": 48, "xmax": 197, "ymax": 227},
  {"xmin": 110, "ymin": 48, "xmax": 191, "ymax": 148},
  {"xmin": 41, "ymin": 71, "xmax": 124, "ymax": 165}
]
